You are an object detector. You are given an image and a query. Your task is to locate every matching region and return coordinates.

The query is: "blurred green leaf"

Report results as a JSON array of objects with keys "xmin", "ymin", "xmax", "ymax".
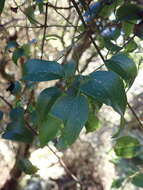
[
  {"xmin": 0, "ymin": 0, "xmax": 5, "ymax": 14},
  {"xmin": 114, "ymin": 136, "xmax": 141, "ymax": 158},
  {"xmin": 132, "ymin": 173, "xmax": 143, "ymax": 187},
  {"xmin": 2, "ymin": 107, "xmax": 34, "ymax": 143},
  {"xmin": 19, "ymin": 159, "xmax": 38, "ymax": 175},
  {"xmin": 116, "ymin": 4, "xmax": 142, "ymax": 21},
  {"xmin": 24, "ymin": 6, "xmax": 37, "ymax": 24},
  {"xmin": 12, "ymin": 48, "xmax": 25, "ymax": 65},
  {"xmin": 111, "ymin": 178, "xmax": 125, "ymax": 189},
  {"xmin": 0, "ymin": 111, "xmax": 3, "ymax": 121}
]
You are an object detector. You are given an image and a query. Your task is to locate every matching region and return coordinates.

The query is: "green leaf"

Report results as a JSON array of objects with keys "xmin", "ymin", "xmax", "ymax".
[
  {"xmin": 114, "ymin": 136, "xmax": 141, "ymax": 158},
  {"xmin": 116, "ymin": 4, "xmax": 142, "ymax": 21},
  {"xmin": 105, "ymin": 53, "xmax": 137, "ymax": 87},
  {"xmin": 5, "ymin": 41, "xmax": 18, "ymax": 51},
  {"xmin": 85, "ymin": 113, "xmax": 100, "ymax": 133},
  {"xmin": 125, "ymin": 40, "xmax": 137, "ymax": 52},
  {"xmin": 2, "ymin": 107, "xmax": 34, "ymax": 143},
  {"xmin": 36, "ymin": 0, "xmax": 44, "ymax": 13},
  {"xmin": 24, "ymin": 6, "xmax": 37, "ymax": 24},
  {"xmin": 63, "ymin": 61, "xmax": 76, "ymax": 78},
  {"xmin": 18, "ymin": 159, "xmax": 38, "ymax": 175},
  {"xmin": 85, "ymin": 99, "xmax": 101, "ymax": 133},
  {"xmin": 111, "ymin": 178, "xmax": 125, "ymax": 189},
  {"xmin": 0, "ymin": 0, "xmax": 5, "ymax": 14},
  {"xmin": 51, "ymin": 94, "xmax": 89, "ymax": 148},
  {"xmin": 39, "ymin": 114, "xmax": 62, "ymax": 147},
  {"xmin": 104, "ymin": 39, "xmax": 121, "ymax": 52},
  {"xmin": 122, "ymin": 21, "xmax": 135, "ymax": 36},
  {"xmin": 79, "ymin": 71, "xmax": 127, "ymax": 115},
  {"xmin": 11, "ymin": 81, "xmax": 22, "ymax": 95},
  {"xmin": 0, "ymin": 111, "xmax": 3, "ymax": 121},
  {"xmin": 112, "ymin": 116, "xmax": 125, "ymax": 138},
  {"xmin": 12, "ymin": 48, "xmax": 25, "ymax": 65},
  {"xmin": 36, "ymin": 87, "xmax": 62, "ymax": 122},
  {"xmin": 23, "ymin": 59, "xmax": 63, "ymax": 82},
  {"xmin": 132, "ymin": 173, "xmax": 143, "ymax": 187}
]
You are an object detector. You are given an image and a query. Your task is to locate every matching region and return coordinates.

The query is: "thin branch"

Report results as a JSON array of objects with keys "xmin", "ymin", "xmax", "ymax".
[
  {"xmin": 47, "ymin": 145, "xmax": 83, "ymax": 187},
  {"xmin": 47, "ymin": 2, "xmax": 73, "ymax": 10},
  {"xmin": 127, "ymin": 101, "xmax": 143, "ymax": 130},
  {"xmin": 71, "ymin": 0, "xmax": 105, "ymax": 63},
  {"xmin": 25, "ymin": 121, "xmax": 38, "ymax": 136},
  {"xmin": 6, "ymin": 24, "xmax": 77, "ymax": 29},
  {"xmin": 0, "ymin": 95, "xmax": 13, "ymax": 109},
  {"xmin": 41, "ymin": 3, "xmax": 48, "ymax": 59}
]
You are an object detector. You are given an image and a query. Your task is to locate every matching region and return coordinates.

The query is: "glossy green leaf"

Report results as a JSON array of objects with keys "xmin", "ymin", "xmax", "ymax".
[
  {"xmin": 116, "ymin": 4, "xmax": 142, "ymax": 21},
  {"xmin": 23, "ymin": 59, "xmax": 63, "ymax": 82},
  {"xmin": 39, "ymin": 114, "xmax": 62, "ymax": 147},
  {"xmin": 132, "ymin": 173, "xmax": 143, "ymax": 187},
  {"xmin": 114, "ymin": 136, "xmax": 141, "ymax": 158},
  {"xmin": 105, "ymin": 53, "xmax": 137, "ymax": 87},
  {"xmin": 19, "ymin": 159, "xmax": 38, "ymax": 175},
  {"xmin": 51, "ymin": 94, "xmax": 89, "ymax": 148},
  {"xmin": 37, "ymin": 87, "xmax": 62, "ymax": 122},
  {"xmin": 2, "ymin": 107, "xmax": 34, "ymax": 143},
  {"xmin": 80, "ymin": 71, "xmax": 127, "ymax": 115},
  {"xmin": 0, "ymin": 0, "xmax": 5, "ymax": 14}
]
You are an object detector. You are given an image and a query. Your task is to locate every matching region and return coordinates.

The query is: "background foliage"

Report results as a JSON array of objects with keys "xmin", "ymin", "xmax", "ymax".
[{"xmin": 0, "ymin": 0, "xmax": 143, "ymax": 189}]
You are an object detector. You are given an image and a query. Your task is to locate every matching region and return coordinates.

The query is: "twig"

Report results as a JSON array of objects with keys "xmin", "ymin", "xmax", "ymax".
[
  {"xmin": 41, "ymin": 3, "xmax": 48, "ymax": 59},
  {"xmin": 0, "ymin": 95, "xmax": 13, "ymax": 109},
  {"xmin": 127, "ymin": 101, "xmax": 143, "ymax": 130},
  {"xmin": 71, "ymin": 0, "xmax": 105, "ymax": 63},
  {"xmin": 47, "ymin": 2, "xmax": 73, "ymax": 10},
  {"xmin": 25, "ymin": 121, "xmax": 38, "ymax": 136},
  {"xmin": 47, "ymin": 145, "xmax": 83, "ymax": 187}
]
